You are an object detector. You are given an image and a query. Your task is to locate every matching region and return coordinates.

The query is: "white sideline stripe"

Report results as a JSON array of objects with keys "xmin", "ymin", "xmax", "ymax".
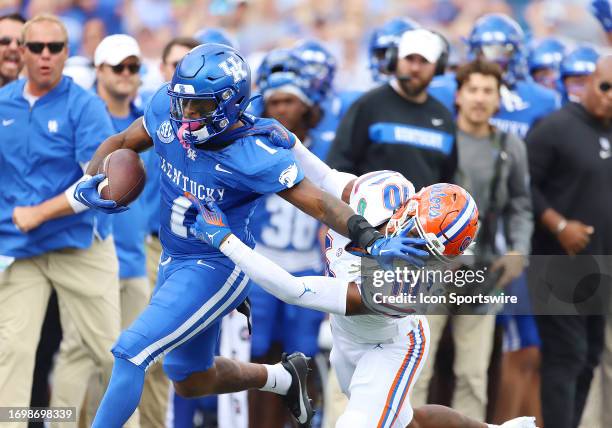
[
  {"xmin": 145, "ymin": 274, "xmax": 251, "ymax": 369},
  {"xmin": 129, "ymin": 265, "xmax": 242, "ymax": 366},
  {"xmin": 440, "ymin": 196, "xmax": 475, "ymax": 244}
]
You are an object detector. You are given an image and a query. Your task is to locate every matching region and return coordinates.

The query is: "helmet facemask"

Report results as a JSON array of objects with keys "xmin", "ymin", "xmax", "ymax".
[
  {"xmin": 169, "ymin": 88, "xmax": 236, "ymax": 146},
  {"xmin": 385, "ymin": 197, "xmax": 451, "ymax": 265}
]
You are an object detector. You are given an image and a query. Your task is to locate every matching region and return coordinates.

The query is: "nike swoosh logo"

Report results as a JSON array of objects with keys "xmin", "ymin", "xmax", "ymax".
[
  {"xmin": 379, "ymin": 250, "xmax": 391, "ymax": 254},
  {"xmin": 196, "ymin": 260, "xmax": 216, "ymax": 269},
  {"xmin": 160, "ymin": 256, "xmax": 172, "ymax": 266},
  {"xmin": 215, "ymin": 164, "xmax": 232, "ymax": 174},
  {"xmin": 2, "ymin": 119, "xmax": 14, "ymax": 126}
]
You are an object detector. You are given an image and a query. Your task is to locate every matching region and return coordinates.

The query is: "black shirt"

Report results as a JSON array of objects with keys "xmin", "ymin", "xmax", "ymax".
[
  {"xmin": 326, "ymin": 83, "xmax": 457, "ymax": 191},
  {"xmin": 527, "ymin": 102, "xmax": 612, "ymax": 254}
]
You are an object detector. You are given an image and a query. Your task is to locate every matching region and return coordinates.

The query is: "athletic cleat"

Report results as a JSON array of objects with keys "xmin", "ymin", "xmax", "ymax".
[
  {"xmin": 499, "ymin": 416, "xmax": 538, "ymax": 428},
  {"xmin": 281, "ymin": 352, "xmax": 314, "ymax": 427}
]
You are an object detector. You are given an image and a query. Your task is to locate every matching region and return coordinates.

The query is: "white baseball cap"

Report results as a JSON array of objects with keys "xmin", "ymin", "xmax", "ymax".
[
  {"xmin": 398, "ymin": 29, "xmax": 443, "ymax": 64},
  {"xmin": 94, "ymin": 34, "xmax": 141, "ymax": 67}
]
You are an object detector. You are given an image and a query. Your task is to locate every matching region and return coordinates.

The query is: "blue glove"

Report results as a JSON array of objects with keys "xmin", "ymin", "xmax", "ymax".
[
  {"xmin": 74, "ymin": 174, "xmax": 129, "ymax": 214},
  {"xmin": 591, "ymin": 0, "xmax": 612, "ymax": 32},
  {"xmin": 185, "ymin": 192, "xmax": 232, "ymax": 249},
  {"xmin": 368, "ymin": 236, "xmax": 430, "ymax": 270}
]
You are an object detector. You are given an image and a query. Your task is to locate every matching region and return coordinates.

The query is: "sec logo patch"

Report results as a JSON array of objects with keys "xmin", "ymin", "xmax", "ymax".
[{"xmin": 157, "ymin": 120, "xmax": 175, "ymax": 144}]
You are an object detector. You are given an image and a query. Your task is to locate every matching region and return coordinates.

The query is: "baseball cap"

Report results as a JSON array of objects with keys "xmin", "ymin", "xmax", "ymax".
[
  {"xmin": 94, "ymin": 34, "xmax": 141, "ymax": 67},
  {"xmin": 398, "ymin": 29, "xmax": 443, "ymax": 63}
]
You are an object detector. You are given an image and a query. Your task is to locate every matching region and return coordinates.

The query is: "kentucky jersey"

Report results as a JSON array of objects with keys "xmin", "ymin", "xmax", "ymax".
[
  {"xmin": 429, "ymin": 73, "xmax": 560, "ymax": 138},
  {"xmin": 142, "ymin": 85, "xmax": 305, "ymax": 259},
  {"xmin": 248, "ymin": 95, "xmax": 345, "ymax": 272}
]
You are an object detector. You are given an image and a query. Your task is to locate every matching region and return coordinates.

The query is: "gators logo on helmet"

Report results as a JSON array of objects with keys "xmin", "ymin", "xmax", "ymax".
[{"xmin": 387, "ymin": 183, "xmax": 479, "ymax": 262}]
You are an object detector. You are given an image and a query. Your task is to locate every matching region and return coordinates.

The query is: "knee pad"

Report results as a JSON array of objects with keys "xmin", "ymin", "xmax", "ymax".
[{"xmin": 111, "ymin": 329, "xmax": 150, "ymax": 364}]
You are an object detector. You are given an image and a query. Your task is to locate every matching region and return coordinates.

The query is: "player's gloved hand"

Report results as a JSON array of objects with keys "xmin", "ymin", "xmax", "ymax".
[
  {"xmin": 367, "ymin": 236, "xmax": 430, "ymax": 270},
  {"xmin": 185, "ymin": 192, "xmax": 232, "ymax": 249},
  {"xmin": 247, "ymin": 124, "xmax": 296, "ymax": 149},
  {"xmin": 74, "ymin": 174, "xmax": 129, "ymax": 214},
  {"xmin": 591, "ymin": 0, "xmax": 612, "ymax": 32}
]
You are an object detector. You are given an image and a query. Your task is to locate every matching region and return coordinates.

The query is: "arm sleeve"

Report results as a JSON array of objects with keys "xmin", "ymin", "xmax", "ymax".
[
  {"xmin": 526, "ymin": 117, "xmax": 558, "ymax": 220},
  {"xmin": 326, "ymin": 98, "xmax": 370, "ymax": 175},
  {"xmin": 74, "ymin": 97, "xmax": 115, "ymax": 163},
  {"xmin": 292, "ymin": 139, "xmax": 357, "ymax": 199},
  {"xmin": 503, "ymin": 135, "xmax": 533, "ymax": 255},
  {"xmin": 220, "ymin": 234, "xmax": 348, "ymax": 315}
]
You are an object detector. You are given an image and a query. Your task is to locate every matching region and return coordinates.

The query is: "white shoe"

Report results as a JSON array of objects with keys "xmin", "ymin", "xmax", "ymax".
[{"xmin": 499, "ymin": 416, "xmax": 537, "ymax": 428}]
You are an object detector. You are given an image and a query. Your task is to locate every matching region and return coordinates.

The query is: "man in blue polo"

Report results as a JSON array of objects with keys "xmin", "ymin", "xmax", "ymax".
[{"xmin": 0, "ymin": 14, "xmax": 120, "ymax": 426}]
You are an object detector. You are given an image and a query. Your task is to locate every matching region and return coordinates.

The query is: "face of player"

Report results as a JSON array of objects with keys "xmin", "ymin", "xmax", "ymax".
[
  {"xmin": 532, "ymin": 68, "xmax": 558, "ymax": 90},
  {"xmin": 173, "ymin": 98, "xmax": 218, "ymax": 132},
  {"xmin": 161, "ymin": 44, "xmax": 192, "ymax": 82},
  {"xmin": 477, "ymin": 44, "xmax": 514, "ymax": 72},
  {"xmin": 456, "ymin": 73, "xmax": 500, "ymax": 127},
  {"xmin": 264, "ymin": 92, "xmax": 309, "ymax": 132},
  {"xmin": 22, "ymin": 21, "xmax": 68, "ymax": 95},
  {"xmin": 0, "ymin": 18, "xmax": 24, "ymax": 85},
  {"xmin": 564, "ymin": 75, "xmax": 590, "ymax": 102},
  {"xmin": 97, "ymin": 56, "xmax": 141, "ymax": 99},
  {"xmin": 395, "ymin": 54, "xmax": 436, "ymax": 97}
]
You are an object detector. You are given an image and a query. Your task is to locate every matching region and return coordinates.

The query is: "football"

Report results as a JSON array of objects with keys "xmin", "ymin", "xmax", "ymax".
[{"xmin": 97, "ymin": 149, "xmax": 146, "ymax": 207}]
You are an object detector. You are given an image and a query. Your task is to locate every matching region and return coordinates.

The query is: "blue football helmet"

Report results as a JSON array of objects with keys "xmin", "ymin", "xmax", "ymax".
[
  {"xmin": 369, "ymin": 17, "xmax": 420, "ymax": 82},
  {"xmin": 292, "ymin": 39, "xmax": 336, "ymax": 101},
  {"xmin": 559, "ymin": 45, "xmax": 599, "ymax": 102},
  {"xmin": 255, "ymin": 49, "xmax": 299, "ymax": 91},
  {"xmin": 168, "ymin": 43, "xmax": 251, "ymax": 146},
  {"xmin": 528, "ymin": 37, "xmax": 566, "ymax": 89},
  {"xmin": 528, "ymin": 37, "xmax": 566, "ymax": 72},
  {"xmin": 560, "ymin": 45, "xmax": 599, "ymax": 79},
  {"xmin": 194, "ymin": 27, "xmax": 235, "ymax": 48},
  {"xmin": 256, "ymin": 48, "xmax": 318, "ymax": 106},
  {"xmin": 467, "ymin": 13, "xmax": 525, "ymax": 85}
]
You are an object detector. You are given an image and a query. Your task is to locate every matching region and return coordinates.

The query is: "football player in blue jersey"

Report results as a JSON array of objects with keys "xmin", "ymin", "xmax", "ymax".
[
  {"xmin": 429, "ymin": 13, "xmax": 559, "ymax": 138},
  {"xmin": 559, "ymin": 45, "xmax": 600, "ymax": 104},
  {"xmin": 293, "ymin": 39, "xmax": 361, "ymax": 139},
  {"xmin": 368, "ymin": 17, "xmax": 421, "ymax": 85},
  {"xmin": 248, "ymin": 47, "xmax": 333, "ymax": 428},
  {"xmin": 527, "ymin": 37, "xmax": 567, "ymax": 91},
  {"xmin": 74, "ymin": 43, "xmax": 429, "ymax": 428}
]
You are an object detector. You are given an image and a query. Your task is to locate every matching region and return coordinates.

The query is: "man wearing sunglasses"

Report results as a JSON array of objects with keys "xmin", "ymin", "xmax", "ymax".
[
  {"xmin": 0, "ymin": 14, "xmax": 122, "ymax": 427},
  {"xmin": 527, "ymin": 55, "xmax": 612, "ymax": 428},
  {"xmin": 0, "ymin": 13, "xmax": 25, "ymax": 87}
]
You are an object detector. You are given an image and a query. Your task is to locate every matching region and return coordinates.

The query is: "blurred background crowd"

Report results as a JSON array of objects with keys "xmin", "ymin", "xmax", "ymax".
[
  {"xmin": 1, "ymin": 1, "xmax": 612, "ymax": 428},
  {"xmin": 1, "ymin": 0, "xmax": 611, "ymax": 92}
]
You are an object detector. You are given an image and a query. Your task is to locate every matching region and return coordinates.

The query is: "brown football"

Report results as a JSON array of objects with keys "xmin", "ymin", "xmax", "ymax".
[{"xmin": 97, "ymin": 149, "xmax": 146, "ymax": 207}]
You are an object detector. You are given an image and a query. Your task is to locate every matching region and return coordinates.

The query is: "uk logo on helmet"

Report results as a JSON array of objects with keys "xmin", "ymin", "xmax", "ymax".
[{"xmin": 219, "ymin": 56, "xmax": 247, "ymax": 83}]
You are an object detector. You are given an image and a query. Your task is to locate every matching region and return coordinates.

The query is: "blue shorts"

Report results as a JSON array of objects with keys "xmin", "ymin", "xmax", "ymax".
[
  {"xmin": 112, "ymin": 253, "xmax": 252, "ymax": 381},
  {"xmin": 249, "ymin": 269, "xmax": 324, "ymax": 358}
]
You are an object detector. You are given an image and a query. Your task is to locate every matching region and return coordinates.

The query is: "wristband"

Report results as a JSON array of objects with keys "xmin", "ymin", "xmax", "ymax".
[
  {"xmin": 65, "ymin": 174, "xmax": 92, "ymax": 213},
  {"xmin": 347, "ymin": 214, "xmax": 383, "ymax": 251},
  {"xmin": 555, "ymin": 219, "xmax": 568, "ymax": 234}
]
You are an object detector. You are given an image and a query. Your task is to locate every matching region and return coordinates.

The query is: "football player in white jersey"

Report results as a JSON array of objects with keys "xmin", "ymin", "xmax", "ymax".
[{"xmin": 188, "ymin": 139, "xmax": 537, "ymax": 428}]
